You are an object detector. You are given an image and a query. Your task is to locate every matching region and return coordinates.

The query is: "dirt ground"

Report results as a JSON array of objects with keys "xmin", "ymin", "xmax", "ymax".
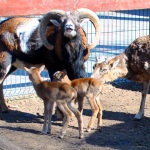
[{"xmin": 0, "ymin": 79, "xmax": 150, "ymax": 150}]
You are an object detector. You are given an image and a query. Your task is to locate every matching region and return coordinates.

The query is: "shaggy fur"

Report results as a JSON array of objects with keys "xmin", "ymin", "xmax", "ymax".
[{"xmin": 91, "ymin": 35, "xmax": 150, "ymax": 120}]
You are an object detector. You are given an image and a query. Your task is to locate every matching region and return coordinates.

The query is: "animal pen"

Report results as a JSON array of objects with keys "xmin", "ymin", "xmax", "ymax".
[{"xmin": 0, "ymin": 1, "xmax": 149, "ymax": 100}]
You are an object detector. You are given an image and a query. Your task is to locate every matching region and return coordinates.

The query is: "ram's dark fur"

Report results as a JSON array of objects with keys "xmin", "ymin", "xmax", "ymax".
[{"xmin": 0, "ymin": 9, "xmax": 100, "ymax": 112}]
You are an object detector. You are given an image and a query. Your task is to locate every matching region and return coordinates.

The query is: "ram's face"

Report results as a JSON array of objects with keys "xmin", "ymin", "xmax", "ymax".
[{"xmin": 62, "ymin": 13, "xmax": 79, "ymax": 39}]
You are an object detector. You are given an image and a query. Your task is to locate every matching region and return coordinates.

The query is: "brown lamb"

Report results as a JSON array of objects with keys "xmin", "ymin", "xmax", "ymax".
[
  {"xmin": 24, "ymin": 65, "xmax": 84, "ymax": 139},
  {"xmin": 53, "ymin": 70, "xmax": 103, "ymax": 132}
]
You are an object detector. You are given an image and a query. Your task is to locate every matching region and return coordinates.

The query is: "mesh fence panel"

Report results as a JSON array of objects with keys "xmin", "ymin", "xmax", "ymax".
[{"xmin": 1, "ymin": 9, "xmax": 149, "ymax": 100}]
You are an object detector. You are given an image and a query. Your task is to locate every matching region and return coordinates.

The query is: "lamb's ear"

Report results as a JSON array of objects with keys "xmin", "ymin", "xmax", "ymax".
[
  {"xmin": 39, "ymin": 65, "xmax": 45, "ymax": 72},
  {"xmin": 62, "ymin": 69, "xmax": 67, "ymax": 75},
  {"xmin": 96, "ymin": 56, "xmax": 106, "ymax": 63},
  {"xmin": 109, "ymin": 59, "xmax": 120, "ymax": 70},
  {"xmin": 24, "ymin": 67, "xmax": 31, "ymax": 74},
  {"xmin": 96, "ymin": 56, "xmax": 99, "ymax": 62},
  {"xmin": 60, "ymin": 70, "xmax": 67, "ymax": 79}
]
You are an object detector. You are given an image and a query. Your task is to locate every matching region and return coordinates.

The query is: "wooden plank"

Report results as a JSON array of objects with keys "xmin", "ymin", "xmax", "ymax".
[{"xmin": 0, "ymin": 0, "xmax": 150, "ymax": 16}]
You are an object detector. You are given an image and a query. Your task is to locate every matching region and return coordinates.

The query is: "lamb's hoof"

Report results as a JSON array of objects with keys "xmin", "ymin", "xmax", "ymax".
[
  {"xmin": 47, "ymin": 131, "xmax": 51, "ymax": 134},
  {"xmin": 58, "ymin": 134, "xmax": 64, "ymax": 139},
  {"xmin": 79, "ymin": 133, "xmax": 84, "ymax": 139},
  {"xmin": 86, "ymin": 128, "xmax": 91, "ymax": 132},
  {"xmin": 97, "ymin": 127, "xmax": 102, "ymax": 132},
  {"xmin": 41, "ymin": 128, "xmax": 51, "ymax": 135},
  {"xmin": 41, "ymin": 131, "xmax": 48, "ymax": 135}
]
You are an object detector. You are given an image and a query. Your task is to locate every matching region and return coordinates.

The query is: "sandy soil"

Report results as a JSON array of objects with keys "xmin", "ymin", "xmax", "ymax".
[{"xmin": 0, "ymin": 79, "xmax": 150, "ymax": 150}]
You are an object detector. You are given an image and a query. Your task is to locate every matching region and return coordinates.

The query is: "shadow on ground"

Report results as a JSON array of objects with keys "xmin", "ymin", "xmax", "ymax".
[{"xmin": 85, "ymin": 110, "xmax": 150, "ymax": 149}]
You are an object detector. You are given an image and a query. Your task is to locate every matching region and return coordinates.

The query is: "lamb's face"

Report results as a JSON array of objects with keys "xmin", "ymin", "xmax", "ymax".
[
  {"xmin": 53, "ymin": 71, "xmax": 66, "ymax": 82},
  {"xmin": 91, "ymin": 62, "xmax": 113, "ymax": 84}
]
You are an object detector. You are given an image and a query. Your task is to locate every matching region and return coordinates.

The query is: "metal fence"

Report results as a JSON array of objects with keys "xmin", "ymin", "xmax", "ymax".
[{"xmin": 1, "ymin": 9, "xmax": 150, "ymax": 100}]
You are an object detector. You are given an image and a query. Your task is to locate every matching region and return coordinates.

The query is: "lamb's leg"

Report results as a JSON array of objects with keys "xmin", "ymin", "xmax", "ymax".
[
  {"xmin": 63, "ymin": 103, "xmax": 73, "ymax": 124},
  {"xmin": 42, "ymin": 101, "xmax": 48, "ymax": 134},
  {"xmin": 47, "ymin": 102, "xmax": 54, "ymax": 134},
  {"xmin": 95, "ymin": 94, "xmax": 103, "ymax": 131},
  {"xmin": 134, "ymin": 82, "xmax": 150, "ymax": 120},
  {"xmin": 68, "ymin": 101, "xmax": 84, "ymax": 139},
  {"xmin": 64, "ymin": 101, "xmax": 74, "ymax": 122},
  {"xmin": 55, "ymin": 106, "xmax": 64, "ymax": 121},
  {"xmin": 57, "ymin": 103, "xmax": 71, "ymax": 139},
  {"xmin": 77, "ymin": 96, "xmax": 84, "ymax": 114},
  {"xmin": 62, "ymin": 115, "xmax": 67, "ymax": 126},
  {"xmin": 86, "ymin": 96, "xmax": 99, "ymax": 132}
]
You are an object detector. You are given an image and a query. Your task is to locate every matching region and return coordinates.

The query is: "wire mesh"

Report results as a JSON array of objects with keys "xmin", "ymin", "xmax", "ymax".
[
  {"xmin": 86, "ymin": 9, "xmax": 150, "ymax": 76},
  {"xmin": 1, "ymin": 9, "xmax": 149, "ymax": 100}
]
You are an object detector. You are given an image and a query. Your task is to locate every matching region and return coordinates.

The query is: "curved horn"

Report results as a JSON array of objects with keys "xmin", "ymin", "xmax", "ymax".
[
  {"xmin": 40, "ymin": 10, "xmax": 66, "ymax": 50},
  {"xmin": 75, "ymin": 8, "xmax": 100, "ymax": 49}
]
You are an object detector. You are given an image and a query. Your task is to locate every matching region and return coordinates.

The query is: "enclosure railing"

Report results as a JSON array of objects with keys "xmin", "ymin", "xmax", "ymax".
[{"xmin": 1, "ymin": 8, "xmax": 149, "ymax": 100}]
